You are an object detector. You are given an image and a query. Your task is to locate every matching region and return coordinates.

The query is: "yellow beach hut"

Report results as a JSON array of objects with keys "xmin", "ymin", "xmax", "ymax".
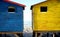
[{"xmin": 31, "ymin": 0, "xmax": 60, "ymax": 37}]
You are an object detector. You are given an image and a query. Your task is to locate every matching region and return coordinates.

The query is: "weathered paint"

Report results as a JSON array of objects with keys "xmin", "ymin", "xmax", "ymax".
[
  {"xmin": 0, "ymin": 1, "xmax": 25, "ymax": 32},
  {"xmin": 31, "ymin": 0, "xmax": 60, "ymax": 31}
]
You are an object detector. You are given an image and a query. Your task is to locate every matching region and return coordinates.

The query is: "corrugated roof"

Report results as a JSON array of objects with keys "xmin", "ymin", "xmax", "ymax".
[{"xmin": 4, "ymin": 0, "xmax": 26, "ymax": 7}]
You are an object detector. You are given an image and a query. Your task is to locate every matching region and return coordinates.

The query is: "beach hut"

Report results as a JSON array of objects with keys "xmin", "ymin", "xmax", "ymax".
[
  {"xmin": 0, "ymin": 0, "xmax": 25, "ymax": 37},
  {"xmin": 31, "ymin": 0, "xmax": 60, "ymax": 37}
]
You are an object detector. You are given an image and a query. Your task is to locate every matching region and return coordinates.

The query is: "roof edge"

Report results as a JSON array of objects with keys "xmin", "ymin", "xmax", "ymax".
[
  {"xmin": 4, "ymin": 0, "xmax": 26, "ymax": 7},
  {"xmin": 30, "ymin": 6, "xmax": 33, "ymax": 10},
  {"xmin": 30, "ymin": 1, "xmax": 47, "ymax": 10}
]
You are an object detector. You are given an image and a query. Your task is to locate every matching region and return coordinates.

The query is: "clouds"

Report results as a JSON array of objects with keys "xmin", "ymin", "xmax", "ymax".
[{"xmin": 24, "ymin": 24, "xmax": 33, "ymax": 33}]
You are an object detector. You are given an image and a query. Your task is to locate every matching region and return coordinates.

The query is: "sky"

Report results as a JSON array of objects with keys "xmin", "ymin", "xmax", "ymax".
[{"xmin": 11, "ymin": 0, "xmax": 46, "ymax": 26}]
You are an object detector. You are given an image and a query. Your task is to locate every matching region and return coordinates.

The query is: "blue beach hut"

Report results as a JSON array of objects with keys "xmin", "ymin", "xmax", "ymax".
[{"xmin": 0, "ymin": 0, "xmax": 25, "ymax": 32}]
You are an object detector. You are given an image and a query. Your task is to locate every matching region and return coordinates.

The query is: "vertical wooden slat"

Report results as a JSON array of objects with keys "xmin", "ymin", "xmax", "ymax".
[
  {"xmin": 39, "ymin": 33, "xmax": 42, "ymax": 37},
  {"xmin": 35, "ymin": 32, "xmax": 37, "ymax": 37},
  {"xmin": 53, "ymin": 33, "xmax": 55, "ymax": 37}
]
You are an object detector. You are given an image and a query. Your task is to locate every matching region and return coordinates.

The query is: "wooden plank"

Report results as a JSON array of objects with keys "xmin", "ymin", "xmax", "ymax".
[
  {"xmin": 0, "ymin": 32, "xmax": 23, "ymax": 34},
  {"xmin": 0, "ymin": 32, "xmax": 23, "ymax": 37}
]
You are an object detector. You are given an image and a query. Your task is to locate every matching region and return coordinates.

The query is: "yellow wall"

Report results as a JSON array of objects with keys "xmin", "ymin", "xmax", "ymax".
[{"xmin": 32, "ymin": 1, "xmax": 60, "ymax": 31}]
